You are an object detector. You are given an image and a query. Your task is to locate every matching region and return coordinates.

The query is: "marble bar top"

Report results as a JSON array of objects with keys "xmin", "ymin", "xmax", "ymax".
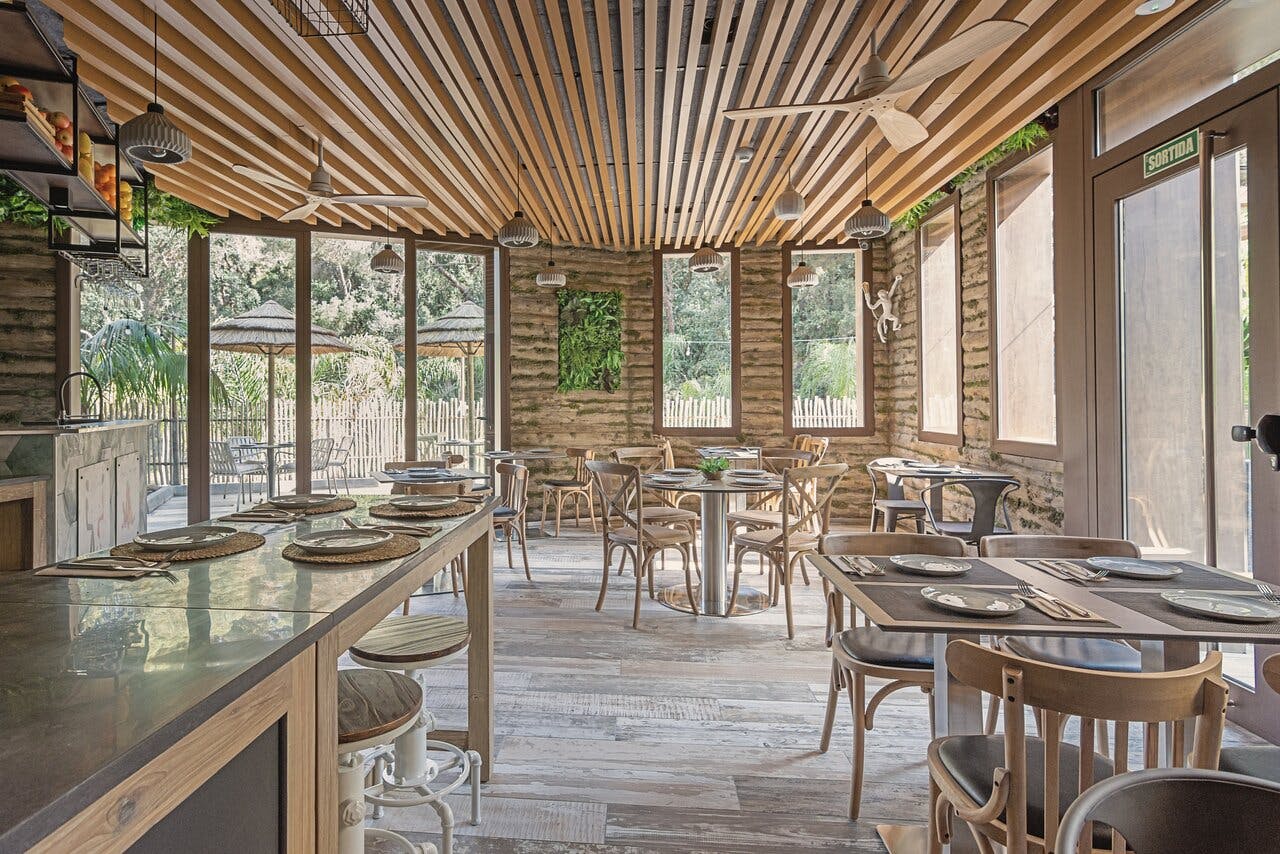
[
  {"xmin": 0, "ymin": 419, "xmax": 154, "ymax": 436},
  {"xmin": 0, "ymin": 494, "xmax": 495, "ymax": 850}
]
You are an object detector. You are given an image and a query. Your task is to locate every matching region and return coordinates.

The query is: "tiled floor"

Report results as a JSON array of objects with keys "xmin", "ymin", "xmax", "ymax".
[{"xmin": 353, "ymin": 525, "xmax": 1266, "ymax": 852}]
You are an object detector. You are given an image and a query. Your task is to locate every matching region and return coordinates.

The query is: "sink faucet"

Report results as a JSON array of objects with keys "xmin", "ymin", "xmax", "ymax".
[{"xmin": 57, "ymin": 371, "xmax": 104, "ymax": 425}]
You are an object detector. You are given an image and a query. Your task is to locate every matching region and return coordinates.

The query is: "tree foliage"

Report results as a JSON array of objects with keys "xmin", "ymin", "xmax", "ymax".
[
  {"xmin": 557, "ymin": 289, "xmax": 622, "ymax": 392},
  {"xmin": 789, "ymin": 250, "xmax": 861, "ymax": 400},
  {"xmin": 660, "ymin": 255, "xmax": 733, "ymax": 399}
]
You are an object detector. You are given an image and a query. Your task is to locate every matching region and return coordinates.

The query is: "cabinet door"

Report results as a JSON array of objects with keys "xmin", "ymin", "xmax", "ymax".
[
  {"xmin": 76, "ymin": 460, "xmax": 114, "ymax": 555},
  {"xmin": 115, "ymin": 452, "xmax": 143, "ymax": 542}
]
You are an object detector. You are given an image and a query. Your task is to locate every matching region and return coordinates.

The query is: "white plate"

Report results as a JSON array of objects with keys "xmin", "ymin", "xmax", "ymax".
[
  {"xmin": 525, "ymin": 448, "xmax": 552, "ymax": 454},
  {"xmin": 891, "ymin": 554, "xmax": 972, "ymax": 576},
  {"xmin": 733, "ymin": 469, "xmax": 770, "ymax": 477},
  {"xmin": 664, "ymin": 468, "xmax": 697, "ymax": 476},
  {"xmin": 921, "ymin": 585, "xmax": 1024, "ymax": 618},
  {"xmin": 267, "ymin": 493, "xmax": 339, "ymax": 509},
  {"xmin": 292, "ymin": 529, "xmax": 393, "ymax": 555},
  {"xmin": 134, "ymin": 525, "xmax": 237, "ymax": 552},
  {"xmin": 647, "ymin": 476, "xmax": 688, "ymax": 486},
  {"xmin": 728, "ymin": 477, "xmax": 776, "ymax": 488},
  {"xmin": 1160, "ymin": 591, "xmax": 1280, "ymax": 624},
  {"xmin": 1085, "ymin": 556, "xmax": 1182, "ymax": 579},
  {"xmin": 388, "ymin": 495, "xmax": 459, "ymax": 510}
]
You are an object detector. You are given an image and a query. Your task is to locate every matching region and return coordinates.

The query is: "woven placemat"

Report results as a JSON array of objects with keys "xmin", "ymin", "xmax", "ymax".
[
  {"xmin": 111, "ymin": 531, "xmax": 266, "ymax": 562},
  {"xmin": 370, "ymin": 501, "xmax": 477, "ymax": 520},
  {"xmin": 255, "ymin": 497, "xmax": 356, "ymax": 516},
  {"xmin": 282, "ymin": 533, "xmax": 421, "ymax": 565}
]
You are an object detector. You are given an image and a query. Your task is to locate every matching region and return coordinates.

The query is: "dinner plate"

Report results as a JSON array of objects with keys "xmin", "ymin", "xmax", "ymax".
[
  {"xmin": 525, "ymin": 448, "xmax": 553, "ymax": 454},
  {"xmin": 732, "ymin": 469, "xmax": 770, "ymax": 477},
  {"xmin": 1085, "ymin": 556, "xmax": 1182, "ymax": 579},
  {"xmin": 135, "ymin": 525, "xmax": 237, "ymax": 552},
  {"xmin": 292, "ymin": 529, "xmax": 393, "ymax": 555},
  {"xmin": 647, "ymin": 476, "xmax": 688, "ymax": 486},
  {"xmin": 388, "ymin": 495, "xmax": 460, "ymax": 510},
  {"xmin": 406, "ymin": 471, "xmax": 466, "ymax": 481},
  {"xmin": 891, "ymin": 554, "xmax": 972, "ymax": 576},
  {"xmin": 728, "ymin": 477, "xmax": 776, "ymax": 488},
  {"xmin": 1160, "ymin": 591, "xmax": 1280, "ymax": 624},
  {"xmin": 267, "ymin": 493, "xmax": 339, "ymax": 509},
  {"xmin": 912, "ymin": 466, "xmax": 954, "ymax": 475},
  {"xmin": 921, "ymin": 585, "xmax": 1024, "ymax": 618},
  {"xmin": 663, "ymin": 468, "xmax": 697, "ymax": 476}
]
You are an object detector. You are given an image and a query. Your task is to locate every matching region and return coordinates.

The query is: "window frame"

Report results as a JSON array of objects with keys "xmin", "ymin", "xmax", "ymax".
[
  {"xmin": 651, "ymin": 247, "xmax": 742, "ymax": 437},
  {"xmin": 987, "ymin": 143, "xmax": 1062, "ymax": 460},
  {"xmin": 915, "ymin": 192, "xmax": 963, "ymax": 446},
  {"xmin": 780, "ymin": 243, "xmax": 875, "ymax": 437}
]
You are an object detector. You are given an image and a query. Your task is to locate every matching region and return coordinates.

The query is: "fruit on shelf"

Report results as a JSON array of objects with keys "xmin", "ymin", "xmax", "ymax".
[
  {"xmin": 49, "ymin": 111, "xmax": 70, "ymax": 130},
  {"xmin": 93, "ymin": 161, "xmax": 118, "ymax": 209},
  {"xmin": 118, "ymin": 180, "xmax": 133, "ymax": 223},
  {"xmin": 77, "ymin": 132, "xmax": 93, "ymax": 182},
  {"xmin": 3, "ymin": 82, "xmax": 32, "ymax": 100}
]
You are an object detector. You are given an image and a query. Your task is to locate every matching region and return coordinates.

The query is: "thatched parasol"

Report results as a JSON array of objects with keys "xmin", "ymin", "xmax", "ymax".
[
  {"xmin": 210, "ymin": 300, "xmax": 351, "ymax": 449},
  {"xmin": 398, "ymin": 300, "xmax": 485, "ymax": 447}
]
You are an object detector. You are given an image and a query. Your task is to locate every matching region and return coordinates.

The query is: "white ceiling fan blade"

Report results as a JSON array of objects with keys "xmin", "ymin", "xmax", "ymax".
[
  {"xmin": 231, "ymin": 163, "xmax": 308, "ymax": 195},
  {"xmin": 328, "ymin": 193, "xmax": 431, "ymax": 208},
  {"xmin": 278, "ymin": 199, "xmax": 323, "ymax": 222},
  {"xmin": 885, "ymin": 19, "xmax": 1029, "ymax": 95},
  {"xmin": 873, "ymin": 107, "xmax": 930, "ymax": 151},
  {"xmin": 725, "ymin": 97, "xmax": 864, "ymax": 120}
]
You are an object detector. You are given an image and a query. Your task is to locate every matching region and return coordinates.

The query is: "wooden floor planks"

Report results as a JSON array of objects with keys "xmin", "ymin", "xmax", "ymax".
[{"xmin": 361, "ymin": 527, "xmax": 1262, "ymax": 852}]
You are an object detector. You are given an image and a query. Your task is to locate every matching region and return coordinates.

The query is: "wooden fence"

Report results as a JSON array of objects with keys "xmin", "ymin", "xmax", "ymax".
[
  {"xmin": 107, "ymin": 396, "xmax": 480, "ymax": 486},
  {"xmin": 662, "ymin": 395, "xmax": 861, "ymax": 430},
  {"xmin": 791, "ymin": 396, "xmax": 862, "ymax": 429}
]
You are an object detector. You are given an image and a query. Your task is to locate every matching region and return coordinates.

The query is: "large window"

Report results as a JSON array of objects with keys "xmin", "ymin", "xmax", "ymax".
[
  {"xmin": 991, "ymin": 147, "xmax": 1057, "ymax": 453},
  {"xmin": 917, "ymin": 198, "xmax": 961, "ymax": 442},
  {"xmin": 654, "ymin": 250, "xmax": 738, "ymax": 433},
  {"xmin": 784, "ymin": 248, "xmax": 871, "ymax": 434}
]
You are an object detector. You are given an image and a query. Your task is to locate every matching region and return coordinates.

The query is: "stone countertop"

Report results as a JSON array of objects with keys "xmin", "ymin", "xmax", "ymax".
[
  {"xmin": 0, "ymin": 494, "xmax": 494, "ymax": 849},
  {"xmin": 0, "ymin": 419, "xmax": 153, "ymax": 436}
]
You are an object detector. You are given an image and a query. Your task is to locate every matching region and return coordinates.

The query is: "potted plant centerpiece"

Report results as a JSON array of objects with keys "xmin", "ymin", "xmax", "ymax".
[{"xmin": 697, "ymin": 456, "xmax": 729, "ymax": 481}]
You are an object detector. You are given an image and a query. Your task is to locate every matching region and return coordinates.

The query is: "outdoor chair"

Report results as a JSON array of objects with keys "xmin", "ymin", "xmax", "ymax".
[
  {"xmin": 586, "ymin": 460, "xmax": 697, "ymax": 629},
  {"xmin": 227, "ymin": 435, "xmax": 265, "ymax": 465},
  {"xmin": 280, "ymin": 437, "xmax": 333, "ymax": 491},
  {"xmin": 210, "ymin": 440, "xmax": 264, "ymax": 510},
  {"xmin": 920, "ymin": 476, "xmax": 1021, "ymax": 544},
  {"xmin": 928, "ymin": 641, "xmax": 1228, "ymax": 854},
  {"xmin": 323, "ymin": 435, "xmax": 353, "ymax": 494},
  {"xmin": 866, "ymin": 456, "xmax": 928, "ymax": 533}
]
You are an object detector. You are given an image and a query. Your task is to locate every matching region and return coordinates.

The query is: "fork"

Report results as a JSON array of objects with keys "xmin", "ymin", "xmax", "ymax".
[
  {"xmin": 1257, "ymin": 581, "xmax": 1280, "ymax": 606},
  {"xmin": 1050, "ymin": 559, "xmax": 1111, "ymax": 583},
  {"xmin": 1016, "ymin": 580, "xmax": 1072, "ymax": 618}
]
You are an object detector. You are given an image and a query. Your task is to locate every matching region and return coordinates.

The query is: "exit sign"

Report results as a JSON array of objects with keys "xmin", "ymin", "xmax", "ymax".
[{"xmin": 1143, "ymin": 130, "xmax": 1199, "ymax": 179}]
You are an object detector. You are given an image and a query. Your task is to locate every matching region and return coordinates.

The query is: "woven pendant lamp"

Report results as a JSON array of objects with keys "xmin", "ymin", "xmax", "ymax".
[
  {"xmin": 688, "ymin": 172, "xmax": 725, "ymax": 274},
  {"xmin": 119, "ymin": 8, "xmax": 191, "ymax": 165},
  {"xmin": 774, "ymin": 168, "xmax": 805, "ymax": 221},
  {"xmin": 497, "ymin": 156, "xmax": 540, "ymax": 248},
  {"xmin": 844, "ymin": 147, "xmax": 891, "ymax": 249},
  {"xmin": 536, "ymin": 223, "xmax": 566, "ymax": 288},
  {"xmin": 371, "ymin": 207, "xmax": 404, "ymax": 274},
  {"xmin": 787, "ymin": 192, "xmax": 818, "ymax": 288}
]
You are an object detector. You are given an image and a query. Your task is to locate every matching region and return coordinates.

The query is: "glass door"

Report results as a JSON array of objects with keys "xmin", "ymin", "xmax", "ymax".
[{"xmin": 1094, "ymin": 93, "xmax": 1280, "ymax": 738}]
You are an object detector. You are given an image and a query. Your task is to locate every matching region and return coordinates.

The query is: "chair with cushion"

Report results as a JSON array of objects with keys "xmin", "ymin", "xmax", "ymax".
[
  {"xmin": 726, "ymin": 448, "xmax": 815, "ymax": 539},
  {"xmin": 817, "ymin": 531, "xmax": 967, "ymax": 820},
  {"xmin": 540, "ymin": 447, "xmax": 597, "ymax": 536},
  {"xmin": 979, "ymin": 535, "xmax": 1145, "ymax": 735},
  {"xmin": 921, "ymin": 476, "xmax": 1020, "ymax": 544},
  {"xmin": 492, "ymin": 462, "xmax": 531, "ymax": 580},
  {"xmin": 586, "ymin": 459, "xmax": 697, "ymax": 629},
  {"xmin": 1218, "ymin": 653, "xmax": 1280, "ymax": 784},
  {"xmin": 928, "ymin": 640, "xmax": 1228, "ymax": 854},
  {"xmin": 797, "ymin": 434, "xmax": 829, "ymax": 462},
  {"xmin": 611, "ymin": 446, "xmax": 699, "ymax": 551},
  {"xmin": 731, "ymin": 462, "xmax": 848, "ymax": 638},
  {"xmin": 866, "ymin": 456, "xmax": 928, "ymax": 533}
]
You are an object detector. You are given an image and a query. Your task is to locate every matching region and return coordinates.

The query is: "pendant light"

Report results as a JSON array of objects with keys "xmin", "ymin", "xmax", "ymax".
[
  {"xmin": 496, "ymin": 156, "xmax": 540, "ymax": 248},
  {"xmin": 535, "ymin": 221, "xmax": 566, "ymax": 288},
  {"xmin": 774, "ymin": 167, "xmax": 805, "ymax": 221},
  {"xmin": 787, "ymin": 192, "xmax": 818, "ymax": 289},
  {"xmin": 119, "ymin": 6, "xmax": 192, "ymax": 165},
  {"xmin": 371, "ymin": 207, "xmax": 405, "ymax": 275},
  {"xmin": 844, "ymin": 146, "xmax": 891, "ymax": 249},
  {"xmin": 688, "ymin": 166, "xmax": 724, "ymax": 274}
]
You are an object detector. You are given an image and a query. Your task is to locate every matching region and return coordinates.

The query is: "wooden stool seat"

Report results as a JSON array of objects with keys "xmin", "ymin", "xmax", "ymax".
[
  {"xmin": 350, "ymin": 615, "xmax": 471, "ymax": 666},
  {"xmin": 337, "ymin": 669, "xmax": 422, "ymax": 745}
]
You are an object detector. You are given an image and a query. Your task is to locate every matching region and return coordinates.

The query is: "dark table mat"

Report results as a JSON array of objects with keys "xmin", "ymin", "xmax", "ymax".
[
  {"xmin": 1041, "ymin": 560, "xmax": 1258, "ymax": 592},
  {"xmin": 824, "ymin": 555, "xmax": 1022, "ymax": 586},
  {"xmin": 1093, "ymin": 590, "xmax": 1280, "ymax": 638},
  {"xmin": 855, "ymin": 582, "xmax": 1117, "ymax": 629}
]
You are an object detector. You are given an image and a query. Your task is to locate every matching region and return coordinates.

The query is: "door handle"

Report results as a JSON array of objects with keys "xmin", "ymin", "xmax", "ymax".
[{"xmin": 1231, "ymin": 414, "xmax": 1280, "ymax": 471}]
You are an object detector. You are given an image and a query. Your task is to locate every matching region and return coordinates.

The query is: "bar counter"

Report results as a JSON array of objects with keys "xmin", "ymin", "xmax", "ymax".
[{"xmin": 0, "ymin": 495, "xmax": 495, "ymax": 852}]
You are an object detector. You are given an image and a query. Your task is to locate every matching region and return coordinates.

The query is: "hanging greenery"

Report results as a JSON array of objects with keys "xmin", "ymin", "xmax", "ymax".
[
  {"xmin": 894, "ymin": 120, "xmax": 1050, "ymax": 231},
  {"xmin": 557, "ymin": 288, "xmax": 623, "ymax": 392},
  {"xmin": 0, "ymin": 175, "xmax": 219, "ymax": 236}
]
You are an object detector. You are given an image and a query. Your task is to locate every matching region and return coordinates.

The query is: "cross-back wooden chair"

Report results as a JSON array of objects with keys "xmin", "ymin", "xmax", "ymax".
[
  {"xmin": 586, "ymin": 460, "xmax": 697, "ymax": 629},
  {"xmin": 493, "ymin": 462, "xmax": 531, "ymax": 580},
  {"xmin": 540, "ymin": 447, "xmax": 597, "ymax": 536},
  {"xmin": 817, "ymin": 531, "xmax": 967, "ymax": 820},
  {"xmin": 1217, "ymin": 653, "xmax": 1280, "ymax": 784},
  {"xmin": 611, "ymin": 446, "xmax": 699, "ymax": 550},
  {"xmin": 928, "ymin": 640, "xmax": 1229, "ymax": 854},
  {"xmin": 726, "ymin": 448, "xmax": 816, "ymax": 539},
  {"xmin": 979, "ymin": 535, "xmax": 1145, "ymax": 737},
  {"xmin": 730, "ymin": 462, "xmax": 848, "ymax": 638},
  {"xmin": 799, "ymin": 434, "xmax": 829, "ymax": 462}
]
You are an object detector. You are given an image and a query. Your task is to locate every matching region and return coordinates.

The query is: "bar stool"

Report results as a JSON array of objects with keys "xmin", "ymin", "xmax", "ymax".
[{"xmin": 346, "ymin": 614, "xmax": 482, "ymax": 854}]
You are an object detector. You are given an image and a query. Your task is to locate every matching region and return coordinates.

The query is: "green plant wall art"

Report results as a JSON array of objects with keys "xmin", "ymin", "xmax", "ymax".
[{"xmin": 557, "ymin": 288, "xmax": 622, "ymax": 392}]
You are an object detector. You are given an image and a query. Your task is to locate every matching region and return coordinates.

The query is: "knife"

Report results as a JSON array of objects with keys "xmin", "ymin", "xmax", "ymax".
[{"xmin": 1029, "ymin": 585, "xmax": 1093, "ymax": 618}]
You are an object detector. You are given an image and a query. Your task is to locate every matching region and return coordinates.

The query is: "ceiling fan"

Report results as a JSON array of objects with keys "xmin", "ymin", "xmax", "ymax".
[
  {"xmin": 725, "ymin": 19, "xmax": 1028, "ymax": 150},
  {"xmin": 231, "ymin": 139, "xmax": 430, "ymax": 222}
]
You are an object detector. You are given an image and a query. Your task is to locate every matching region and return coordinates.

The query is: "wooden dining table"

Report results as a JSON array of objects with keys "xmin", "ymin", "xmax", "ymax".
[{"xmin": 809, "ymin": 552, "xmax": 1280, "ymax": 854}]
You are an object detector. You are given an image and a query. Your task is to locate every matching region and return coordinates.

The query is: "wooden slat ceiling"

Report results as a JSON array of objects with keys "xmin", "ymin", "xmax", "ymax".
[{"xmin": 42, "ymin": 0, "xmax": 1173, "ymax": 249}]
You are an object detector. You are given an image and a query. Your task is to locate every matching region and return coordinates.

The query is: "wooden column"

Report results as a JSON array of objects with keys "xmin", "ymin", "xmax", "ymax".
[
  {"xmin": 296, "ymin": 232, "xmax": 312, "ymax": 493},
  {"xmin": 404, "ymin": 244, "xmax": 418, "ymax": 461}
]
